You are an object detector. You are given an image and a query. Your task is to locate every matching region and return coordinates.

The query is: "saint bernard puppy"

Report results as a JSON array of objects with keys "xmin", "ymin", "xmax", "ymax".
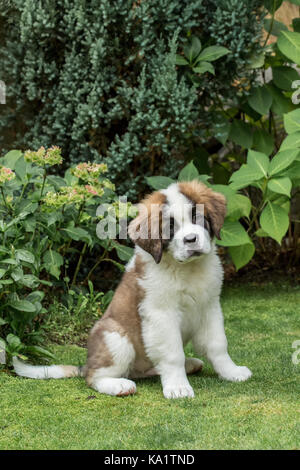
[{"xmin": 13, "ymin": 180, "xmax": 252, "ymax": 399}]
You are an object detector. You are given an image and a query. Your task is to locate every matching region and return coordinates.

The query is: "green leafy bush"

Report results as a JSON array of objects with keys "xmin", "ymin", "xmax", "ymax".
[
  {"xmin": 0, "ymin": 148, "xmax": 133, "ymax": 362},
  {"xmin": 0, "ymin": 0, "xmax": 265, "ymax": 198}
]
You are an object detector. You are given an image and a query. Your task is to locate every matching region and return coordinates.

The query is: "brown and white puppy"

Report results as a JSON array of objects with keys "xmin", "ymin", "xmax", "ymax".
[{"xmin": 13, "ymin": 180, "xmax": 252, "ymax": 398}]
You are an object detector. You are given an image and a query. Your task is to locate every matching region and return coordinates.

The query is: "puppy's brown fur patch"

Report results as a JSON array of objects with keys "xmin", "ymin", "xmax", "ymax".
[
  {"xmin": 128, "ymin": 192, "xmax": 166, "ymax": 263},
  {"xmin": 86, "ymin": 255, "xmax": 151, "ymax": 386}
]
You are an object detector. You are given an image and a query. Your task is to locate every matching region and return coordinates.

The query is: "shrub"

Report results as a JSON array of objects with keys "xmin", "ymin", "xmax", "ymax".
[
  {"xmin": 148, "ymin": 4, "xmax": 300, "ymax": 270},
  {"xmin": 0, "ymin": 0, "xmax": 265, "ymax": 198},
  {"xmin": 0, "ymin": 147, "xmax": 133, "ymax": 362}
]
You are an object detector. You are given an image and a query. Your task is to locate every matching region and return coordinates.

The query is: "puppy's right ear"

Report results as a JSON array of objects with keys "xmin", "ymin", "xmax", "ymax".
[{"xmin": 128, "ymin": 203, "xmax": 163, "ymax": 264}]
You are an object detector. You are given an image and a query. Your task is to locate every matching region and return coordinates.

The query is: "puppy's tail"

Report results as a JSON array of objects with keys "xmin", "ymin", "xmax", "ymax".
[{"xmin": 13, "ymin": 356, "xmax": 85, "ymax": 380}]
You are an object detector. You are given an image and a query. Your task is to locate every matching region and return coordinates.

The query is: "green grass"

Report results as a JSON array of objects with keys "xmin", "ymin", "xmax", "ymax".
[{"xmin": 0, "ymin": 282, "xmax": 299, "ymax": 450}]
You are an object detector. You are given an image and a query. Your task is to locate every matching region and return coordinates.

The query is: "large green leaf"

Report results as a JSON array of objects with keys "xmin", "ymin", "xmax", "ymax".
[
  {"xmin": 263, "ymin": 0, "xmax": 283, "ymax": 12},
  {"xmin": 280, "ymin": 132, "xmax": 300, "ymax": 151},
  {"xmin": 111, "ymin": 241, "xmax": 134, "ymax": 262},
  {"xmin": 247, "ymin": 86, "xmax": 272, "ymax": 115},
  {"xmin": 247, "ymin": 150, "xmax": 269, "ymax": 177},
  {"xmin": 226, "ymin": 194, "xmax": 251, "ymax": 220},
  {"xmin": 266, "ymin": 83, "xmax": 292, "ymax": 115},
  {"xmin": 146, "ymin": 176, "xmax": 175, "ymax": 190},
  {"xmin": 284, "ymin": 109, "xmax": 300, "ymax": 134},
  {"xmin": 272, "ymin": 66, "xmax": 300, "ymax": 91},
  {"xmin": 184, "ymin": 37, "xmax": 202, "ymax": 63},
  {"xmin": 217, "ymin": 220, "xmax": 251, "ymax": 247},
  {"xmin": 196, "ymin": 46, "xmax": 230, "ymax": 63},
  {"xmin": 267, "ymin": 177, "xmax": 292, "ymax": 197},
  {"xmin": 229, "ymin": 120, "xmax": 253, "ymax": 149},
  {"xmin": 229, "ymin": 164, "xmax": 264, "ymax": 190},
  {"xmin": 178, "ymin": 161, "xmax": 199, "ymax": 182},
  {"xmin": 252, "ymin": 128, "xmax": 274, "ymax": 156},
  {"xmin": 193, "ymin": 62, "xmax": 215, "ymax": 75},
  {"xmin": 264, "ymin": 18, "xmax": 288, "ymax": 37},
  {"xmin": 277, "ymin": 31, "xmax": 300, "ymax": 65},
  {"xmin": 260, "ymin": 202, "xmax": 289, "ymax": 244},
  {"xmin": 229, "ymin": 242, "xmax": 255, "ymax": 270},
  {"xmin": 61, "ymin": 226, "xmax": 92, "ymax": 244},
  {"xmin": 43, "ymin": 249, "xmax": 64, "ymax": 280},
  {"xmin": 15, "ymin": 249, "xmax": 35, "ymax": 264},
  {"xmin": 9, "ymin": 300, "xmax": 36, "ymax": 313},
  {"xmin": 2, "ymin": 150, "xmax": 23, "ymax": 169},
  {"xmin": 268, "ymin": 149, "xmax": 299, "ymax": 176}
]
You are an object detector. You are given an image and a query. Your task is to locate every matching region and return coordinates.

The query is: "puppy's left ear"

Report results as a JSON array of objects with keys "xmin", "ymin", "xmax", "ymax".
[
  {"xmin": 128, "ymin": 204, "xmax": 163, "ymax": 264},
  {"xmin": 207, "ymin": 192, "xmax": 226, "ymax": 240}
]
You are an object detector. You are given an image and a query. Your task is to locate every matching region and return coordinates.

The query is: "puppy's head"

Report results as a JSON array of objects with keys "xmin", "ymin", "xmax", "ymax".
[{"xmin": 128, "ymin": 180, "xmax": 226, "ymax": 264}]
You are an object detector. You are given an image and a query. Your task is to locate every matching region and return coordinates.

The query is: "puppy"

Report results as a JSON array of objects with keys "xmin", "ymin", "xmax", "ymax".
[{"xmin": 13, "ymin": 180, "xmax": 252, "ymax": 398}]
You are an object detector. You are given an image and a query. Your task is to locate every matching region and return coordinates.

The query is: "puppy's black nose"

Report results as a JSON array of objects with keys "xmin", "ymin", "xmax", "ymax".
[{"xmin": 184, "ymin": 233, "xmax": 197, "ymax": 244}]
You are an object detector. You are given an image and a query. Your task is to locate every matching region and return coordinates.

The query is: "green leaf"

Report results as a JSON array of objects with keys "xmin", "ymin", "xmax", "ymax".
[
  {"xmin": 217, "ymin": 220, "xmax": 251, "ymax": 247},
  {"xmin": 229, "ymin": 120, "xmax": 253, "ymax": 149},
  {"xmin": 268, "ymin": 149, "xmax": 299, "ymax": 176},
  {"xmin": 279, "ymin": 132, "xmax": 300, "ymax": 151},
  {"xmin": 193, "ymin": 62, "xmax": 215, "ymax": 75},
  {"xmin": 9, "ymin": 300, "xmax": 36, "ymax": 313},
  {"xmin": 196, "ymin": 46, "xmax": 230, "ymax": 63},
  {"xmin": 226, "ymin": 194, "xmax": 251, "ymax": 220},
  {"xmin": 43, "ymin": 249, "xmax": 64, "ymax": 267},
  {"xmin": 277, "ymin": 31, "xmax": 300, "ymax": 65},
  {"xmin": 252, "ymin": 128, "xmax": 274, "ymax": 156},
  {"xmin": 263, "ymin": 0, "xmax": 283, "ymax": 12},
  {"xmin": 289, "ymin": 0, "xmax": 300, "ymax": 5},
  {"xmin": 2, "ymin": 150, "xmax": 23, "ymax": 169},
  {"xmin": 284, "ymin": 109, "xmax": 300, "ymax": 134},
  {"xmin": 15, "ymin": 200, "xmax": 38, "ymax": 217},
  {"xmin": 184, "ymin": 37, "xmax": 202, "ymax": 63},
  {"xmin": 111, "ymin": 241, "xmax": 134, "ymax": 262},
  {"xmin": 272, "ymin": 66, "xmax": 300, "ymax": 91},
  {"xmin": 247, "ymin": 150, "xmax": 269, "ymax": 177},
  {"xmin": 248, "ymin": 86, "xmax": 272, "ymax": 115},
  {"xmin": 229, "ymin": 242, "xmax": 255, "ymax": 270},
  {"xmin": 260, "ymin": 201, "xmax": 289, "ymax": 244},
  {"xmin": 24, "ymin": 345, "xmax": 55, "ymax": 360},
  {"xmin": 264, "ymin": 18, "xmax": 288, "ymax": 37},
  {"xmin": 6, "ymin": 333, "xmax": 21, "ymax": 350},
  {"xmin": 178, "ymin": 161, "xmax": 199, "ymax": 182},
  {"xmin": 229, "ymin": 164, "xmax": 264, "ymax": 190},
  {"xmin": 266, "ymin": 83, "xmax": 292, "ymax": 115},
  {"xmin": 268, "ymin": 177, "xmax": 292, "ymax": 197},
  {"xmin": 61, "ymin": 226, "xmax": 92, "ymax": 244},
  {"xmin": 175, "ymin": 55, "xmax": 189, "ymax": 66},
  {"xmin": 15, "ymin": 249, "xmax": 35, "ymax": 264},
  {"xmin": 146, "ymin": 176, "xmax": 175, "ymax": 190},
  {"xmin": 211, "ymin": 113, "xmax": 231, "ymax": 145}
]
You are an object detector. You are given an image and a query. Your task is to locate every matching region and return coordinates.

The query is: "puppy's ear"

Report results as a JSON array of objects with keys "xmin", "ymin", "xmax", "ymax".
[
  {"xmin": 206, "ymin": 192, "xmax": 226, "ymax": 240},
  {"xmin": 128, "ymin": 203, "xmax": 163, "ymax": 264}
]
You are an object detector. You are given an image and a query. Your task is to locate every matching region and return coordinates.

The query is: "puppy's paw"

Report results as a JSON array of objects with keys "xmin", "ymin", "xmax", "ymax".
[
  {"xmin": 163, "ymin": 383, "xmax": 195, "ymax": 399},
  {"xmin": 219, "ymin": 366, "xmax": 252, "ymax": 382}
]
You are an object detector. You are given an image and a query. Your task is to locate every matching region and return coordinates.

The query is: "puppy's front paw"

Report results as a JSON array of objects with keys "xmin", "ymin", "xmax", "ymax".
[
  {"xmin": 163, "ymin": 383, "xmax": 195, "ymax": 399},
  {"xmin": 219, "ymin": 366, "xmax": 252, "ymax": 382}
]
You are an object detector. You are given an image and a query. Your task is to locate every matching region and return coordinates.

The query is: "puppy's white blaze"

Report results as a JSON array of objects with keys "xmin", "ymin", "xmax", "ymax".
[{"xmin": 13, "ymin": 357, "xmax": 80, "ymax": 379}]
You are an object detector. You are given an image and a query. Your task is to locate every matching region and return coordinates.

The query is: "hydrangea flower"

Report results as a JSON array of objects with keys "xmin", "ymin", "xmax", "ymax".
[
  {"xmin": 0, "ymin": 166, "xmax": 16, "ymax": 184},
  {"xmin": 24, "ymin": 146, "xmax": 63, "ymax": 167},
  {"xmin": 72, "ymin": 162, "xmax": 108, "ymax": 182}
]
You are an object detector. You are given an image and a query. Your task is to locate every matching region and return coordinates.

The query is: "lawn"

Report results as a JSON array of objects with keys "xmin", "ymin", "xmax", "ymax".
[{"xmin": 0, "ymin": 281, "xmax": 299, "ymax": 450}]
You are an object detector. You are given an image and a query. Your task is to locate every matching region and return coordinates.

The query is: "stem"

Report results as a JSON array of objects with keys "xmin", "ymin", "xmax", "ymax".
[
  {"xmin": 263, "ymin": 0, "xmax": 276, "ymax": 48},
  {"xmin": 71, "ymin": 243, "xmax": 87, "ymax": 286},
  {"xmin": 0, "ymin": 187, "xmax": 10, "ymax": 212},
  {"xmin": 40, "ymin": 167, "xmax": 47, "ymax": 200}
]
